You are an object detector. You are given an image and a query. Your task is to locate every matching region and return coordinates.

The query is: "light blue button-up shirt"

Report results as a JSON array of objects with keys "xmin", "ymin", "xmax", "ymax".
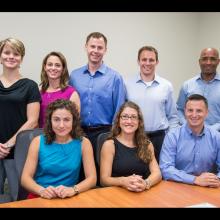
[
  {"xmin": 69, "ymin": 63, "xmax": 126, "ymax": 126},
  {"xmin": 177, "ymin": 73, "xmax": 220, "ymax": 131},
  {"xmin": 125, "ymin": 74, "xmax": 179, "ymax": 132},
  {"xmin": 159, "ymin": 123, "xmax": 220, "ymax": 184}
]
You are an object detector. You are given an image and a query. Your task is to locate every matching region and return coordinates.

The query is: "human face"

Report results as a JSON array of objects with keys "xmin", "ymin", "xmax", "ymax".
[
  {"xmin": 85, "ymin": 37, "xmax": 107, "ymax": 65},
  {"xmin": 199, "ymin": 48, "xmax": 220, "ymax": 76},
  {"xmin": 0, "ymin": 44, "xmax": 22, "ymax": 69},
  {"xmin": 44, "ymin": 55, "xmax": 63, "ymax": 80},
  {"xmin": 119, "ymin": 107, "xmax": 139, "ymax": 135},
  {"xmin": 51, "ymin": 109, "xmax": 73, "ymax": 139},
  {"xmin": 138, "ymin": 50, "xmax": 158, "ymax": 79},
  {"xmin": 185, "ymin": 100, "xmax": 208, "ymax": 132}
]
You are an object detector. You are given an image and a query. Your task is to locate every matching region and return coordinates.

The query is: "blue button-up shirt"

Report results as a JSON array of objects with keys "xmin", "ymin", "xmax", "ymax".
[
  {"xmin": 69, "ymin": 63, "xmax": 126, "ymax": 126},
  {"xmin": 125, "ymin": 74, "xmax": 179, "ymax": 132},
  {"xmin": 177, "ymin": 73, "xmax": 220, "ymax": 131},
  {"xmin": 159, "ymin": 123, "xmax": 220, "ymax": 184}
]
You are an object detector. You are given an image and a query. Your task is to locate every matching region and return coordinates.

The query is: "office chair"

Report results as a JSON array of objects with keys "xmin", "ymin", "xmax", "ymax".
[
  {"xmin": 96, "ymin": 132, "xmax": 111, "ymax": 167},
  {"xmin": 14, "ymin": 128, "xmax": 43, "ymax": 201},
  {"xmin": 0, "ymin": 128, "xmax": 43, "ymax": 203}
]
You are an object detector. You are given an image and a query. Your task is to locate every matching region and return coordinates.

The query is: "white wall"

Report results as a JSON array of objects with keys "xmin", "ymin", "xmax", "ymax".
[
  {"xmin": 197, "ymin": 12, "xmax": 220, "ymax": 72},
  {"xmin": 0, "ymin": 12, "xmax": 219, "ymax": 99}
]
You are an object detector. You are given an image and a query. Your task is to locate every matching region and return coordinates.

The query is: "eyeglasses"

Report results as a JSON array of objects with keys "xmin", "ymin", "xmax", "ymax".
[
  {"xmin": 200, "ymin": 57, "xmax": 219, "ymax": 62},
  {"xmin": 120, "ymin": 115, "xmax": 139, "ymax": 121}
]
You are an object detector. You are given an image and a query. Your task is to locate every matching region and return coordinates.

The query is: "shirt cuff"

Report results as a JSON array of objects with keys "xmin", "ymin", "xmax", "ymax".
[{"xmin": 182, "ymin": 173, "xmax": 195, "ymax": 185}]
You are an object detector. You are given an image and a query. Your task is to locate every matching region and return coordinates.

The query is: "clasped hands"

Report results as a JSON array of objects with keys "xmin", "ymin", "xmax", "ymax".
[
  {"xmin": 0, "ymin": 143, "xmax": 11, "ymax": 159},
  {"xmin": 122, "ymin": 174, "xmax": 148, "ymax": 192},
  {"xmin": 38, "ymin": 185, "xmax": 76, "ymax": 199}
]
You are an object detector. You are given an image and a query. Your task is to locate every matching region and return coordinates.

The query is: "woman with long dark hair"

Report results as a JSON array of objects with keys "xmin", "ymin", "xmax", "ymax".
[{"xmin": 100, "ymin": 101, "xmax": 161, "ymax": 192}]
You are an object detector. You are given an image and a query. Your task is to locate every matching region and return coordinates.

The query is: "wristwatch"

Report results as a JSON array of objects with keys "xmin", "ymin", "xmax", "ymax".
[
  {"xmin": 73, "ymin": 185, "xmax": 79, "ymax": 195},
  {"xmin": 144, "ymin": 179, "xmax": 151, "ymax": 190}
]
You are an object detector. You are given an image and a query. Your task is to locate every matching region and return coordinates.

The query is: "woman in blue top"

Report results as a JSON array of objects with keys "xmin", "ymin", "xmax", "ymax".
[{"xmin": 21, "ymin": 99, "xmax": 96, "ymax": 199}]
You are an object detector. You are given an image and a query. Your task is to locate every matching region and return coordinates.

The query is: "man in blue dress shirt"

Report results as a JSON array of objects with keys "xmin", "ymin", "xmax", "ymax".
[
  {"xmin": 69, "ymin": 32, "xmax": 126, "ymax": 182},
  {"xmin": 160, "ymin": 94, "xmax": 220, "ymax": 187},
  {"xmin": 125, "ymin": 46, "xmax": 179, "ymax": 162},
  {"xmin": 177, "ymin": 47, "xmax": 220, "ymax": 131}
]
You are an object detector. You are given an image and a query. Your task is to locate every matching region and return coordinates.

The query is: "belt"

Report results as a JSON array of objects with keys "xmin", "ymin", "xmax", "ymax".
[
  {"xmin": 146, "ymin": 129, "xmax": 166, "ymax": 137},
  {"xmin": 82, "ymin": 125, "xmax": 112, "ymax": 132}
]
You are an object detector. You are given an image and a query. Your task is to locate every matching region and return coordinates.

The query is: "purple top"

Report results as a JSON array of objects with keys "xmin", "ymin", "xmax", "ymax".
[{"xmin": 39, "ymin": 86, "xmax": 75, "ymax": 128}]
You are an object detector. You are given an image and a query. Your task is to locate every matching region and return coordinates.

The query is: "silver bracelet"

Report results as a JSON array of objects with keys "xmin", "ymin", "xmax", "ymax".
[
  {"xmin": 38, "ymin": 188, "xmax": 45, "ymax": 196},
  {"xmin": 144, "ymin": 179, "xmax": 151, "ymax": 190},
  {"xmin": 6, "ymin": 142, "xmax": 13, "ymax": 148},
  {"xmin": 73, "ymin": 185, "xmax": 79, "ymax": 195}
]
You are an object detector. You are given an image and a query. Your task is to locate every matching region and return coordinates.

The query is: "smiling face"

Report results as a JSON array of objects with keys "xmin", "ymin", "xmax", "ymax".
[
  {"xmin": 119, "ymin": 107, "xmax": 139, "ymax": 135},
  {"xmin": 199, "ymin": 48, "xmax": 220, "ymax": 77},
  {"xmin": 44, "ymin": 55, "xmax": 63, "ymax": 81},
  {"xmin": 138, "ymin": 49, "xmax": 159, "ymax": 80},
  {"xmin": 85, "ymin": 37, "xmax": 107, "ymax": 65},
  {"xmin": 51, "ymin": 108, "xmax": 73, "ymax": 139},
  {"xmin": 0, "ymin": 43, "xmax": 22, "ymax": 70},
  {"xmin": 185, "ymin": 100, "xmax": 208, "ymax": 132}
]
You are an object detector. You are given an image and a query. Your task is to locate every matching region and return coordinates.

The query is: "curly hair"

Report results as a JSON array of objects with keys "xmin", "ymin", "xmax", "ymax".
[
  {"xmin": 109, "ymin": 101, "xmax": 152, "ymax": 164},
  {"xmin": 44, "ymin": 99, "xmax": 84, "ymax": 144},
  {"xmin": 40, "ymin": 51, "xmax": 69, "ymax": 93}
]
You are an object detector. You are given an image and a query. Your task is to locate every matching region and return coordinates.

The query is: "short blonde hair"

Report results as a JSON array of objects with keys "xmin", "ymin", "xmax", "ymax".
[{"xmin": 0, "ymin": 37, "xmax": 25, "ymax": 58}]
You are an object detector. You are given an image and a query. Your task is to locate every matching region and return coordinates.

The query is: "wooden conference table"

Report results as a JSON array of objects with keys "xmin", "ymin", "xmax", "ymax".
[{"xmin": 0, "ymin": 180, "xmax": 220, "ymax": 207}]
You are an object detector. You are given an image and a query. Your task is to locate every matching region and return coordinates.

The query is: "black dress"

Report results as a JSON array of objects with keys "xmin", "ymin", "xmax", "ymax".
[{"xmin": 112, "ymin": 138, "xmax": 150, "ymax": 179}]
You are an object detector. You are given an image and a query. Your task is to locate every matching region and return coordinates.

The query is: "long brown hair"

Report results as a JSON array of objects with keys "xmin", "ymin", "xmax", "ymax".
[
  {"xmin": 44, "ymin": 99, "xmax": 84, "ymax": 144},
  {"xmin": 40, "ymin": 51, "xmax": 69, "ymax": 93},
  {"xmin": 109, "ymin": 101, "xmax": 152, "ymax": 163}
]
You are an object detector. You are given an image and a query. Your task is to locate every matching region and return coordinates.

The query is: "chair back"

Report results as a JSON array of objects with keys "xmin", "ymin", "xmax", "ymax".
[
  {"xmin": 14, "ymin": 128, "xmax": 43, "ymax": 200},
  {"xmin": 96, "ymin": 132, "xmax": 111, "ymax": 167}
]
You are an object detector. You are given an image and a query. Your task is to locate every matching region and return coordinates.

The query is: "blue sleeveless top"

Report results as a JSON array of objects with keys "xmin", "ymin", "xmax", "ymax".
[{"xmin": 34, "ymin": 135, "xmax": 82, "ymax": 188}]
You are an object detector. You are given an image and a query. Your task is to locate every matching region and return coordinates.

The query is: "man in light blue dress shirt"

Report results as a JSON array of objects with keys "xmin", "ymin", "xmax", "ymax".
[
  {"xmin": 125, "ymin": 46, "xmax": 179, "ymax": 162},
  {"xmin": 160, "ymin": 94, "xmax": 220, "ymax": 187},
  {"xmin": 69, "ymin": 32, "xmax": 126, "ymax": 183},
  {"xmin": 177, "ymin": 47, "xmax": 220, "ymax": 131}
]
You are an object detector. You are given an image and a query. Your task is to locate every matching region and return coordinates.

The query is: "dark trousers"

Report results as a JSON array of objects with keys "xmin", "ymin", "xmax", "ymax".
[
  {"xmin": 146, "ymin": 130, "xmax": 166, "ymax": 163},
  {"xmin": 82, "ymin": 126, "xmax": 111, "ymax": 186},
  {"xmin": 0, "ymin": 160, "xmax": 6, "ymax": 194},
  {"xmin": 0, "ymin": 159, "xmax": 18, "ymax": 201}
]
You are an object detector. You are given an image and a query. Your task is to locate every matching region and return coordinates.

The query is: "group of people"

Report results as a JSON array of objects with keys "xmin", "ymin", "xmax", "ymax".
[{"xmin": 0, "ymin": 32, "xmax": 220, "ymax": 202}]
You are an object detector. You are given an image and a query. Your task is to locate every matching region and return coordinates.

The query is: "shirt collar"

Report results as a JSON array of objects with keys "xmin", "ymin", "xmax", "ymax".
[
  {"xmin": 135, "ymin": 73, "xmax": 160, "ymax": 84},
  {"xmin": 197, "ymin": 73, "xmax": 220, "ymax": 82},
  {"xmin": 83, "ymin": 63, "xmax": 106, "ymax": 75},
  {"xmin": 185, "ymin": 123, "xmax": 206, "ymax": 137}
]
